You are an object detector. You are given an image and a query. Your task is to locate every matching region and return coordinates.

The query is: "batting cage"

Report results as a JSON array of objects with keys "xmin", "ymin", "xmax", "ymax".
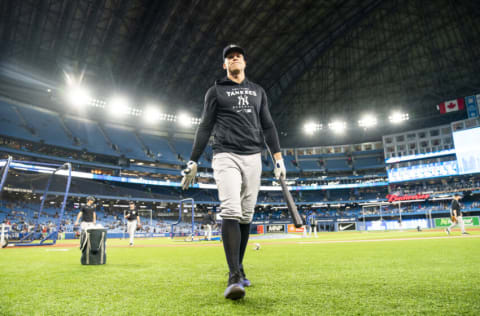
[
  {"xmin": 0, "ymin": 158, "xmax": 72, "ymax": 247},
  {"xmin": 360, "ymin": 203, "xmax": 384, "ymax": 231}
]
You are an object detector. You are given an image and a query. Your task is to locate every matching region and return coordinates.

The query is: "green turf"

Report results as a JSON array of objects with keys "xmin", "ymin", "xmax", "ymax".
[{"xmin": 1, "ymin": 230, "xmax": 479, "ymax": 315}]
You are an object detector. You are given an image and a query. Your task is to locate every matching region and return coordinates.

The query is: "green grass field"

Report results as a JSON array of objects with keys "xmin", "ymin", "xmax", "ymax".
[{"xmin": 1, "ymin": 230, "xmax": 479, "ymax": 315}]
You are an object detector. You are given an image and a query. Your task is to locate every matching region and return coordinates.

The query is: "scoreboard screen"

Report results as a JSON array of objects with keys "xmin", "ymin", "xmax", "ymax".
[{"xmin": 453, "ymin": 127, "xmax": 480, "ymax": 175}]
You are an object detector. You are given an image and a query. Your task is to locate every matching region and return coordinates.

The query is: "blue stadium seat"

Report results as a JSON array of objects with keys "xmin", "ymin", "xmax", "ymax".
[
  {"xmin": 171, "ymin": 138, "xmax": 192, "ymax": 159},
  {"xmin": 138, "ymin": 133, "xmax": 180, "ymax": 164},
  {"xmin": 284, "ymin": 155, "xmax": 300, "ymax": 172},
  {"xmin": 102, "ymin": 124, "xmax": 152, "ymax": 161},
  {"xmin": 0, "ymin": 101, "xmax": 39, "ymax": 142},
  {"xmin": 15, "ymin": 104, "xmax": 76, "ymax": 149},
  {"xmin": 171, "ymin": 138, "xmax": 211, "ymax": 168},
  {"xmin": 64, "ymin": 116, "xmax": 120, "ymax": 156},
  {"xmin": 354, "ymin": 156, "xmax": 385, "ymax": 170},
  {"xmin": 298, "ymin": 160, "xmax": 321, "ymax": 172},
  {"xmin": 326, "ymin": 159, "xmax": 351, "ymax": 171}
]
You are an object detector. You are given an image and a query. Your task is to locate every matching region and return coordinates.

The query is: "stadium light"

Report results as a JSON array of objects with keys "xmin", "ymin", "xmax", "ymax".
[
  {"xmin": 177, "ymin": 112, "xmax": 191, "ymax": 127},
  {"xmin": 66, "ymin": 85, "xmax": 91, "ymax": 107},
  {"xmin": 389, "ymin": 111, "xmax": 409, "ymax": 124},
  {"xmin": 89, "ymin": 98, "xmax": 106, "ymax": 108},
  {"xmin": 108, "ymin": 96, "xmax": 130, "ymax": 117},
  {"xmin": 303, "ymin": 122, "xmax": 322, "ymax": 135},
  {"xmin": 328, "ymin": 120, "xmax": 347, "ymax": 134},
  {"xmin": 358, "ymin": 114, "xmax": 377, "ymax": 129},
  {"xmin": 143, "ymin": 106, "xmax": 162, "ymax": 124}
]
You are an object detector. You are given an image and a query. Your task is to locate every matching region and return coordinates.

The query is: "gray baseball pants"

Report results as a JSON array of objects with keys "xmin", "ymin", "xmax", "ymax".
[
  {"xmin": 448, "ymin": 215, "xmax": 466, "ymax": 233},
  {"xmin": 212, "ymin": 152, "xmax": 262, "ymax": 224},
  {"xmin": 127, "ymin": 220, "xmax": 137, "ymax": 244}
]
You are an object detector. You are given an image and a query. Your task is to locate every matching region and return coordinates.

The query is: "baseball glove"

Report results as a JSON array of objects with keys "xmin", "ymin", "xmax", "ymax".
[{"xmin": 451, "ymin": 216, "xmax": 457, "ymax": 223}]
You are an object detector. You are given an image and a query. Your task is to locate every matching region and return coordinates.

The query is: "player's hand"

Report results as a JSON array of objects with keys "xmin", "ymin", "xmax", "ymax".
[
  {"xmin": 181, "ymin": 161, "xmax": 198, "ymax": 190},
  {"xmin": 74, "ymin": 222, "xmax": 79, "ymax": 226},
  {"xmin": 274, "ymin": 159, "xmax": 286, "ymax": 179}
]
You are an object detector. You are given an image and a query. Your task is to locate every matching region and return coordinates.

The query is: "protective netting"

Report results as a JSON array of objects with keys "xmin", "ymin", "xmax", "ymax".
[
  {"xmin": 0, "ymin": 160, "xmax": 71, "ymax": 245},
  {"xmin": 0, "ymin": 159, "xmax": 214, "ymax": 241}
]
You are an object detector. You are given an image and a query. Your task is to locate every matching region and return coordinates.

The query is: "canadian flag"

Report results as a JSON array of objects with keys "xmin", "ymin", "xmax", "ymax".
[{"xmin": 437, "ymin": 98, "xmax": 465, "ymax": 114}]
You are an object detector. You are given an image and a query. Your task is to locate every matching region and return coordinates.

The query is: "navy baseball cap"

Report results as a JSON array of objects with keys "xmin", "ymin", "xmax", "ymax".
[{"xmin": 223, "ymin": 44, "xmax": 245, "ymax": 60}]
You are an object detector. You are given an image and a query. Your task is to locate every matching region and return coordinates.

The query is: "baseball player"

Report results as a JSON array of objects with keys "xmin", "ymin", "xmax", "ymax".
[
  {"xmin": 308, "ymin": 211, "xmax": 318, "ymax": 237},
  {"xmin": 446, "ymin": 193, "xmax": 468, "ymax": 235},
  {"xmin": 74, "ymin": 196, "xmax": 96, "ymax": 230},
  {"xmin": 125, "ymin": 201, "xmax": 141, "ymax": 246},
  {"xmin": 203, "ymin": 210, "xmax": 216, "ymax": 240},
  {"xmin": 302, "ymin": 214, "xmax": 308, "ymax": 237},
  {"xmin": 181, "ymin": 44, "xmax": 285, "ymax": 300}
]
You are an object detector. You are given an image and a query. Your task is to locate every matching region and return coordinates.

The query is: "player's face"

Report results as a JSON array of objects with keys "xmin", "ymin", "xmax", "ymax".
[
  {"xmin": 87, "ymin": 200, "xmax": 93, "ymax": 206},
  {"xmin": 129, "ymin": 204, "xmax": 135, "ymax": 209},
  {"xmin": 223, "ymin": 52, "xmax": 246, "ymax": 75}
]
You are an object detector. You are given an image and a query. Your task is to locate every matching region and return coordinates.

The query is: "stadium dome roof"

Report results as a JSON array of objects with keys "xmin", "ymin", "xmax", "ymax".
[{"xmin": 0, "ymin": 0, "xmax": 478, "ymax": 145}]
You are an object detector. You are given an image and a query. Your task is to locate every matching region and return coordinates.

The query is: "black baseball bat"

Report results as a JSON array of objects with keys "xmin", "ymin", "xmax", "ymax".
[
  {"xmin": 264, "ymin": 140, "xmax": 302, "ymax": 228},
  {"xmin": 278, "ymin": 176, "xmax": 303, "ymax": 228}
]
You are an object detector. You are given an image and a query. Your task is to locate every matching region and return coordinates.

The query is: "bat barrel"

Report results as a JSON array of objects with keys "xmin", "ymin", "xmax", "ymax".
[{"xmin": 279, "ymin": 177, "xmax": 303, "ymax": 228}]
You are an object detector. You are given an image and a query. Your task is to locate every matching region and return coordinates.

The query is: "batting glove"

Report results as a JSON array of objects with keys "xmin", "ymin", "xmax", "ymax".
[
  {"xmin": 181, "ymin": 161, "xmax": 198, "ymax": 190},
  {"xmin": 274, "ymin": 159, "xmax": 286, "ymax": 180}
]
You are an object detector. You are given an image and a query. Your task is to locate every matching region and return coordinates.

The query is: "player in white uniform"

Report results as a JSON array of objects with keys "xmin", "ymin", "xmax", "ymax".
[
  {"xmin": 125, "ymin": 201, "xmax": 141, "ymax": 246},
  {"xmin": 308, "ymin": 212, "xmax": 318, "ymax": 237},
  {"xmin": 446, "ymin": 193, "xmax": 468, "ymax": 235}
]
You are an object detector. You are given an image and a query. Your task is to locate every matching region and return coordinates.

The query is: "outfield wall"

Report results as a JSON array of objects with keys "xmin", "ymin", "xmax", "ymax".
[
  {"xmin": 63, "ymin": 231, "xmax": 220, "ymax": 240},
  {"xmin": 60, "ymin": 216, "xmax": 480, "ymax": 239},
  {"xmin": 252, "ymin": 216, "xmax": 480, "ymax": 233}
]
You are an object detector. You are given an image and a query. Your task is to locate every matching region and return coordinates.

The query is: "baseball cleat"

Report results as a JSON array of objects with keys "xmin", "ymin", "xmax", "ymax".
[
  {"xmin": 224, "ymin": 271, "xmax": 245, "ymax": 300},
  {"xmin": 239, "ymin": 267, "xmax": 251, "ymax": 287}
]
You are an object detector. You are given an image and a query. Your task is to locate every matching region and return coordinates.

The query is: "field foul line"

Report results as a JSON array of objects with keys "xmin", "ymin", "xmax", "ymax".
[{"xmin": 298, "ymin": 235, "xmax": 480, "ymax": 244}]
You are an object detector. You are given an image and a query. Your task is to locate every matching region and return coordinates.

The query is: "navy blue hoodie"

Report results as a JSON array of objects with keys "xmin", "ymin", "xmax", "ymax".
[{"xmin": 189, "ymin": 76, "xmax": 281, "ymax": 162}]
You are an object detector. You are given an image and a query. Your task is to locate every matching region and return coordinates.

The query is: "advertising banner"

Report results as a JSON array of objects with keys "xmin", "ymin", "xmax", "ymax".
[
  {"xmin": 266, "ymin": 224, "xmax": 286, "ymax": 233},
  {"xmin": 435, "ymin": 216, "xmax": 479, "ymax": 227},
  {"xmin": 287, "ymin": 224, "xmax": 305, "ymax": 233},
  {"xmin": 338, "ymin": 222, "xmax": 356, "ymax": 231},
  {"xmin": 257, "ymin": 225, "xmax": 264, "ymax": 234},
  {"xmin": 465, "ymin": 95, "xmax": 479, "ymax": 118},
  {"xmin": 365, "ymin": 219, "xmax": 428, "ymax": 231}
]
